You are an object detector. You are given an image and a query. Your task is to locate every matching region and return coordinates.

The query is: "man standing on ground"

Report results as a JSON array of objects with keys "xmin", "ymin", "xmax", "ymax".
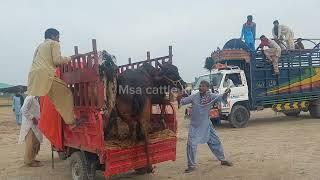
[
  {"xmin": 240, "ymin": 15, "xmax": 256, "ymax": 51},
  {"xmin": 272, "ymin": 20, "xmax": 295, "ymax": 49},
  {"xmin": 179, "ymin": 80, "xmax": 233, "ymax": 173},
  {"xmin": 27, "ymin": 28, "xmax": 75, "ymax": 125},
  {"xmin": 257, "ymin": 35, "xmax": 282, "ymax": 75},
  {"xmin": 18, "ymin": 96, "xmax": 43, "ymax": 167},
  {"xmin": 12, "ymin": 93, "xmax": 23, "ymax": 126}
]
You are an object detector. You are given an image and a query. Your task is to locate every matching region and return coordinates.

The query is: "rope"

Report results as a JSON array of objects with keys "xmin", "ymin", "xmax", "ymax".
[
  {"xmin": 190, "ymin": 95, "xmax": 222, "ymax": 107},
  {"xmin": 163, "ymin": 76, "xmax": 183, "ymax": 88}
]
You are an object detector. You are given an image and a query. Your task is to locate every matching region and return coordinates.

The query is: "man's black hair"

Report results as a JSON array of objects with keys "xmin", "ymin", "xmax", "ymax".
[
  {"xmin": 200, "ymin": 80, "xmax": 210, "ymax": 87},
  {"xmin": 44, "ymin": 28, "xmax": 59, "ymax": 39},
  {"xmin": 260, "ymin": 35, "xmax": 266, "ymax": 39}
]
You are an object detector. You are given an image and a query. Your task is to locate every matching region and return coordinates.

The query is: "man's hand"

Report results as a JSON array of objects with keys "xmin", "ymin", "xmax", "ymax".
[
  {"xmin": 177, "ymin": 90, "xmax": 188, "ymax": 99},
  {"xmin": 222, "ymin": 88, "xmax": 231, "ymax": 100},
  {"xmin": 32, "ymin": 118, "xmax": 38, "ymax": 125},
  {"xmin": 279, "ymin": 35, "xmax": 284, "ymax": 41},
  {"xmin": 224, "ymin": 88, "xmax": 231, "ymax": 95}
]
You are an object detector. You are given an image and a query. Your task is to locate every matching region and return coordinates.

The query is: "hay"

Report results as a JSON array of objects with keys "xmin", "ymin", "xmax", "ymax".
[{"xmin": 105, "ymin": 129, "xmax": 176, "ymax": 149}]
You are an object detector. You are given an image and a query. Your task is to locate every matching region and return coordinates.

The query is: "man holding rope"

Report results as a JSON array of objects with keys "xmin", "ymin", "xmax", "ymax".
[{"xmin": 179, "ymin": 80, "xmax": 233, "ymax": 173}]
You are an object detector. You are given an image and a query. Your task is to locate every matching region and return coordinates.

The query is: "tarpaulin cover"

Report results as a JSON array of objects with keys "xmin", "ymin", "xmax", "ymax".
[{"xmin": 38, "ymin": 69, "xmax": 63, "ymax": 150}]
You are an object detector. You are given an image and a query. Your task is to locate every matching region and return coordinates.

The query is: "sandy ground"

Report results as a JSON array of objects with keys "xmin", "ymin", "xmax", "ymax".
[{"xmin": 1, "ymin": 105, "xmax": 320, "ymax": 180}]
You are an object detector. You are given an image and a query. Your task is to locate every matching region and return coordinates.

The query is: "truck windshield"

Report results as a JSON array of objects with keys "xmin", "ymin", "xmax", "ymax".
[{"xmin": 194, "ymin": 73, "xmax": 223, "ymax": 89}]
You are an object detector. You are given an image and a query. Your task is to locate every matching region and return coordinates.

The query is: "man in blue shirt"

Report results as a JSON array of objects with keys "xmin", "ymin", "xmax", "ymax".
[{"xmin": 241, "ymin": 15, "xmax": 256, "ymax": 51}]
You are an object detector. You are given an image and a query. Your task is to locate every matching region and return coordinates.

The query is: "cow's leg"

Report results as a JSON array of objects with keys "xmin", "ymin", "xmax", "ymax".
[
  {"xmin": 110, "ymin": 110, "xmax": 119, "ymax": 138},
  {"xmin": 140, "ymin": 97, "xmax": 153, "ymax": 173},
  {"xmin": 159, "ymin": 103, "xmax": 167, "ymax": 130},
  {"xmin": 127, "ymin": 120, "xmax": 137, "ymax": 142}
]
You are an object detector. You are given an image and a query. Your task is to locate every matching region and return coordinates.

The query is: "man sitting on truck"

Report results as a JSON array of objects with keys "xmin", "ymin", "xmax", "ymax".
[
  {"xmin": 179, "ymin": 80, "xmax": 233, "ymax": 173},
  {"xmin": 27, "ymin": 28, "xmax": 77, "ymax": 126},
  {"xmin": 295, "ymin": 38, "xmax": 305, "ymax": 49},
  {"xmin": 257, "ymin": 35, "xmax": 282, "ymax": 75}
]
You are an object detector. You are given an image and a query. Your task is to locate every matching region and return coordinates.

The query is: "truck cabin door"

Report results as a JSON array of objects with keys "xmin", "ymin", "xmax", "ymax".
[{"xmin": 220, "ymin": 73, "xmax": 248, "ymax": 108}]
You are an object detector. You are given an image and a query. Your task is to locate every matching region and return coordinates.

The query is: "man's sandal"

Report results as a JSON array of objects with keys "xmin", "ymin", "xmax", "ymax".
[
  {"xmin": 221, "ymin": 160, "xmax": 233, "ymax": 166},
  {"xmin": 184, "ymin": 167, "xmax": 196, "ymax": 173}
]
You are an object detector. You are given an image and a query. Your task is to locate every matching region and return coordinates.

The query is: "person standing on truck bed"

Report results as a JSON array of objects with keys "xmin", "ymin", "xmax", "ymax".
[
  {"xmin": 179, "ymin": 80, "xmax": 233, "ymax": 173},
  {"xmin": 272, "ymin": 20, "xmax": 295, "ymax": 49},
  {"xmin": 257, "ymin": 35, "xmax": 282, "ymax": 75},
  {"xmin": 27, "ymin": 28, "xmax": 76, "ymax": 125},
  {"xmin": 295, "ymin": 38, "xmax": 305, "ymax": 49},
  {"xmin": 240, "ymin": 15, "xmax": 256, "ymax": 51}
]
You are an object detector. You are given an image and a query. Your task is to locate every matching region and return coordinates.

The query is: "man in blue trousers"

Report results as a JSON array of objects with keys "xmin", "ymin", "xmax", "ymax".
[
  {"xmin": 180, "ymin": 80, "xmax": 233, "ymax": 173},
  {"xmin": 12, "ymin": 93, "xmax": 24, "ymax": 125},
  {"xmin": 241, "ymin": 15, "xmax": 256, "ymax": 51}
]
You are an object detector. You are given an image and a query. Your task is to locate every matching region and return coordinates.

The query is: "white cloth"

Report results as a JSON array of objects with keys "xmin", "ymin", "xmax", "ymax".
[
  {"xmin": 18, "ymin": 96, "xmax": 43, "ymax": 144},
  {"xmin": 266, "ymin": 40, "xmax": 282, "ymax": 57},
  {"xmin": 272, "ymin": 25, "xmax": 294, "ymax": 40}
]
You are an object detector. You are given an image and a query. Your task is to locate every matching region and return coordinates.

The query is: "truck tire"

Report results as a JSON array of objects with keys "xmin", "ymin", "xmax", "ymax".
[
  {"xmin": 309, "ymin": 106, "xmax": 320, "ymax": 118},
  {"xmin": 309, "ymin": 99, "xmax": 320, "ymax": 118},
  {"xmin": 283, "ymin": 111, "xmax": 301, "ymax": 117},
  {"xmin": 69, "ymin": 152, "xmax": 96, "ymax": 180},
  {"xmin": 228, "ymin": 105, "xmax": 249, "ymax": 128}
]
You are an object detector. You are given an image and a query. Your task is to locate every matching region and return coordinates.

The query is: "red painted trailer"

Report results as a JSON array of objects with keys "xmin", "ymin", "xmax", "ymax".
[{"xmin": 39, "ymin": 39, "xmax": 177, "ymax": 180}]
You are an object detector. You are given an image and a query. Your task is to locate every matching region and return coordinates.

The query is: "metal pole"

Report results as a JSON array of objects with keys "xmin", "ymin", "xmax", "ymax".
[{"xmin": 51, "ymin": 146, "xmax": 54, "ymax": 169}]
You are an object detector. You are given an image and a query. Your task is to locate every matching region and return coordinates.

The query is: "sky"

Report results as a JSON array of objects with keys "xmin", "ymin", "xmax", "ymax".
[{"xmin": 1, "ymin": 0, "xmax": 320, "ymax": 85}]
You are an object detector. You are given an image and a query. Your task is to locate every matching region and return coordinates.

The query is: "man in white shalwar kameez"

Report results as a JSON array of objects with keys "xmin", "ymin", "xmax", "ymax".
[
  {"xmin": 272, "ymin": 20, "xmax": 295, "ymax": 49},
  {"xmin": 18, "ymin": 96, "xmax": 43, "ymax": 167},
  {"xmin": 180, "ymin": 80, "xmax": 233, "ymax": 173}
]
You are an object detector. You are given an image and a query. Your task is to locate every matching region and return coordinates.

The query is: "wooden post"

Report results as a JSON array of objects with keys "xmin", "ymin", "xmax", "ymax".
[
  {"xmin": 92, "ymin": 39, "xmax": 97, "ymax": 52},
  {"xmin": 147, "ymin": 51, "xmax": 150, "ymax": 61},
  {"xmin": 128, "ymin": 58, "xmax": 132, "ymax": 64},
  {"xmin": 169, "ymin": 45, "xmax": 172, "ymax": 63}
]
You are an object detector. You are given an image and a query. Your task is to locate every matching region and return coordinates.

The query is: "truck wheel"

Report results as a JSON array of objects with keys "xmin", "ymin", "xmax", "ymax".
[
  {"xmin": 229, "ymin": 105, "xmax": 249, "ymax": 128},
  {"xmin": 283, "ymin": 111, "xmax": 301, "ymax": 117},
  {"xmin": 309, "ymin": 106, "xmax": 320, "ymax": 118},
  {"xmin": 69, "ymin": 152, "xmax": 96, "ymax": 180}
]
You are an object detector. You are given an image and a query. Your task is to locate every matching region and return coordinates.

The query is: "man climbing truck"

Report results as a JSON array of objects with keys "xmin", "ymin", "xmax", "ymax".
[{"xmin": 207, "ymin": 38, "xmax": 320, "ymax": 128}]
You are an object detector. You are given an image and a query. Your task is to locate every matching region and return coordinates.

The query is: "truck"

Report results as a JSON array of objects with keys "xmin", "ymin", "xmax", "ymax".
[
  {"xmin": 200, "ymin": 38, "xmax": 320, "ymax": 128},
  {"xmin": 39, "ymin": 39, "xmax": 177, "ymax": 180}
]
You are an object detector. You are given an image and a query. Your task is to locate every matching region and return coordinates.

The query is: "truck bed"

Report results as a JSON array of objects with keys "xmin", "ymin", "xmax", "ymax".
[{"xmin": 251, "ymin": 49, "xmax": 320, "ymax": 108}]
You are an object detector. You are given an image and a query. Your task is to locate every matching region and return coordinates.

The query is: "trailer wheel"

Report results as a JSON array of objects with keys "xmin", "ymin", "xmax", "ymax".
[
  {"xmin": 229, "ymin": 105, "xmax": 249, "ymax": 128},
  {"xmin": 283, "ymin": 111, "xmax": 301, "ymax": 117},
  {"xmin": 69, "ymin": 152, "xmax": 96, "ymax": 180}
]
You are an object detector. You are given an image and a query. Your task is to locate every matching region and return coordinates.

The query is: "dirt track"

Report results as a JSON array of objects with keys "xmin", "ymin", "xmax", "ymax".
[{"xmin": 1, "ymin": 106, "xmax": 320, "ymax": 180}]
